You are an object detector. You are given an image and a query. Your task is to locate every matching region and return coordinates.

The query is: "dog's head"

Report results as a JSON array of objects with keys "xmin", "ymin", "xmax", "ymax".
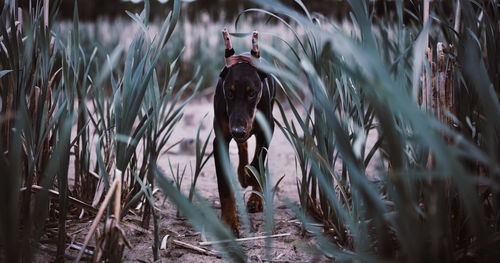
[
  {"xmin": 220, "ymin": 29, "xmax": 266, "ymax": 143},
  {"xmin": 221, "ymin": 63, "xmax": 266, "ymax": 143}
]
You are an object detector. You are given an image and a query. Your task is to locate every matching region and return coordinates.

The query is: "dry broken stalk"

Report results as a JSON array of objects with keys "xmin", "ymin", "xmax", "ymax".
[
  {"xmin": 75, "ymin": 170, "xmax": 123, "ymax": 262},
  {"xmin": 454, "ymin": 1, "xmax": 461, "ymax": 34},
  {"xmin": 94, "ymin": 170, "xmax": 130, "ymax": 262},
  {"xmin": 199, "ymin": 233, "xmax": 291, "ymax": 246},
  {"xmin": 172, "ymin": 239, "xmax": 218, "ymax": 257},
  {"xmin": 19, "ymin": 185, "xmax": 97, "ymax": 214},
  {"xmin": 424, "ymin": 42, "xmax": 456, "ymax": 170},
  {"xmin": 436, "ymin": 42, "xmax": 455, "ymax": 130},
  {"xmin": 423, "ymin": 0, "xmax": 429, "ymax": 47},
  {"xmin": 43, "ymin": 0, "xmax": 49, "ymax": 27}
]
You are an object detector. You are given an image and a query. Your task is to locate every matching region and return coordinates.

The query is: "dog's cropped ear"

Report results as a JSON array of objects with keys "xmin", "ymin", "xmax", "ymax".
[
  {"xmin": 252, "ymin": 31, "xmax": 266, "ymax": 81},
  {"xmin": 222, "ymin": 28, "xmax": 237, "ymax": 67},
  {"xmin": 251, "ymin": 31, "xmax": 260, "ymax": 58}
]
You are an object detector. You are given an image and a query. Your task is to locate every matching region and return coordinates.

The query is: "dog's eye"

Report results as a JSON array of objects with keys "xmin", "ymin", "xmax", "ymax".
[
  {"xmin": 226, "ymin": 86, "xmax": 235, "ymax": 99},
  {"xmin": 248, "ymin": 90, "xmax": 256, "ymax": 98}
]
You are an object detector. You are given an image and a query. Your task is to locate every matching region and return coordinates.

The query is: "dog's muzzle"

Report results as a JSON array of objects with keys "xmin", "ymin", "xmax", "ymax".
[{"xmin": 231, "ymin": 126, "xmax": 248, "ymax": 143}]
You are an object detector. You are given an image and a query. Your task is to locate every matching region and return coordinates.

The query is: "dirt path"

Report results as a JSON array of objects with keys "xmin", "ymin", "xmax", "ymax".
[{"xmin": 159, "ymin": 98, "xmax": 301, "ymax": 206}]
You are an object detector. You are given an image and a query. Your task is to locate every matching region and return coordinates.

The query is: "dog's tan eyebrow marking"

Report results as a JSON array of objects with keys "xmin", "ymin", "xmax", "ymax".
[
  {"xmin": 231, "ymin": 85, "xmax": 236, "ymax": 92},
  {"xmin": 246, "ymin": 86, "xmax": 251, "ymax": 92}
]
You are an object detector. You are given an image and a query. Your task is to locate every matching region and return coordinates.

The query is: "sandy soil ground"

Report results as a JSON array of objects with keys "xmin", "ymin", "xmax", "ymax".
[{"xmin": 34, "ymin": 99, "xmax": 332, "ymax": 262}]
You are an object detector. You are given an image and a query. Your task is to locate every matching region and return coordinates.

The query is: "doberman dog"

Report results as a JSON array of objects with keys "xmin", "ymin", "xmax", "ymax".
[{"xmin": 213, "ymin": 29, "xmax": 275, "ymax": 237}]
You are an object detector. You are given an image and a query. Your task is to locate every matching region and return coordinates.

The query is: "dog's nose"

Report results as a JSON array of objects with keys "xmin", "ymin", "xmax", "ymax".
[{"xmin": 231, "ymin": 127, "xmax": 246, "ymax": 139}]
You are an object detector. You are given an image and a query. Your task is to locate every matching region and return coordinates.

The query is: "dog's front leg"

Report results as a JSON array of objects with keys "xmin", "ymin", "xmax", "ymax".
[
  {"xmin": 246, "ymin": 131, "xmax": 271, "ymax": 213},
  {"xmin": 213, "ymin": 135, "xmax": 239, "ymax": 237}
]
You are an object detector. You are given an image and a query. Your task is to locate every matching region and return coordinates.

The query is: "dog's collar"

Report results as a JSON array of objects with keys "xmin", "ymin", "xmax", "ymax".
[{"xmin": 225, "ymin": 54, "xmax": 261, "ymax": 68}]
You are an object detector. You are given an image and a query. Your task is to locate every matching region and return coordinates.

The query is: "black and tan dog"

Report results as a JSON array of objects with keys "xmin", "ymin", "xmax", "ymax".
[{"xmin": 213, "ymin": 29, "xmax": 275, "ymax": 236}]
